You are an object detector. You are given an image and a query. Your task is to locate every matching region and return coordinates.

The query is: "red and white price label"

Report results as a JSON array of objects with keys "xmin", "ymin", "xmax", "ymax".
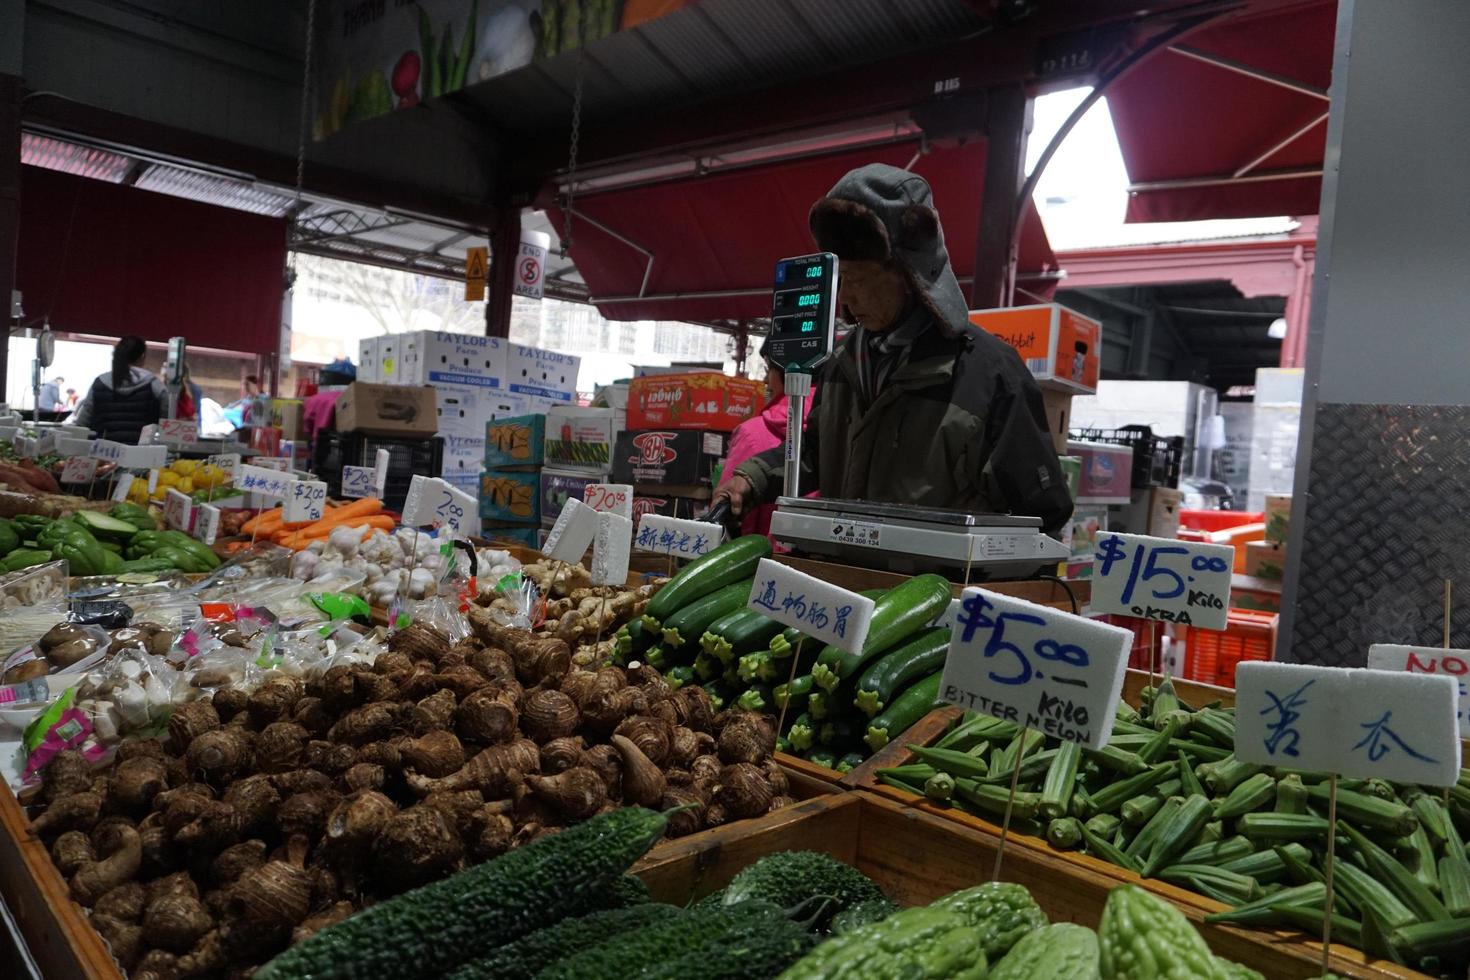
[
  {"xmin": 284, "ymin": 479, "xmax": 328, "ymax": 523},
  {"xmin": 193, "ymin": 504, "xmax": 221, "ymax": 545},
  {"xmin": 60, "ymin": 456, "xmax": 98, "ymax": 485},
  {"xmin": 163, "ymin": 488, "xmax": 193, "ymax": 531},
  {"xmin": 583, "ymin": 483, "xmax": 633, "ymax": 519},
  {"xmin": 157, "ymin": 418, "xmax": 199, "ymax": 443}
]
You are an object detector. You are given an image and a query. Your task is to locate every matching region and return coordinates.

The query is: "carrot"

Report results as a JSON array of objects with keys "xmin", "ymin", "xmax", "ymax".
[
  {"xmin": 241, "ymin": 506, "xmax": 285, "ymax": 535},
  {"xmin": 279, "ymin": 515, "xmax": 395, "ymax": 550},
  {"xmin": 327, "ymin": 498, "xmax": 383, "ymax": 521},
  {"xmin": 297, "ymin": 504, "xmax": 388, "ymax": 538}
]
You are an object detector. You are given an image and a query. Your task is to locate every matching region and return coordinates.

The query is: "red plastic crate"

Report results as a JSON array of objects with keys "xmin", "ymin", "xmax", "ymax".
[
  {"xmin": 1182, "ymin": 610, "xmax": 1278, "ymax": 688},
  {"xmin": 1097, "ymin": 614, "xmax": 1166, "ymax": 672},
  {"xmin": 1180, "ymin": 509, "xmax": 1263, "ymax": 533}
]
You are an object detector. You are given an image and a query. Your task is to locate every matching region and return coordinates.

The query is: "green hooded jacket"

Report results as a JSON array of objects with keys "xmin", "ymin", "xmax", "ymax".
[{"xmin": 736, "ymin": 164, "xmax": 1073, "ymax": 534}]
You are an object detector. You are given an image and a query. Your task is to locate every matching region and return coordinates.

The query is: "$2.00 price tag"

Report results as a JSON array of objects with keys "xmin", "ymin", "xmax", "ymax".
[
  {"xmin": 632, "ymin": 515, "xmax": 724, "ymax": 559},
  {"xmin": 163, "ymin": 488, "xmax": 194, "ymax": 532},
  {"xmin": 60, "ymin": 456, "xmax": 98, "ymax": 485},
  {"xmin": 746, "ymin": 558, "xmax": 874, "ymax": 654},
  {"xmin": 283, "ymin": 480, "xmax": 328, "ymax": 523},
  {"xmin": 1367, "ymin": 644, "xmax": 1470, "ymax": 737},
  {"xmin": 1090, "ymin": 531, "xmax": 1234, "ymax": 630},
  {"xmin": 939, "ymin": 587, "xmax": 1133, "ymax": 750},
  {"xmin": 1235, "ymin": 661, "xmax": 1461, "ymax": 786}
]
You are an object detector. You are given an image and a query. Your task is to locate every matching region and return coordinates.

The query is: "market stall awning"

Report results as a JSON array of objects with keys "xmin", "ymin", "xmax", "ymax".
[
  {"xmin": 548, "ymin": 140, "xmax": 1056, "ymax": 323},
  {"xmin": 1109, "ymin": 0, "xmax": 1338, "ymax": 223}
]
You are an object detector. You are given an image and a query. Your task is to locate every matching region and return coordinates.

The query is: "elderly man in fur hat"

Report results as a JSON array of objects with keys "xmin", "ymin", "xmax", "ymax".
[{"xmin": 714, "ymin": 163, "xmax": 1073, "ymax": 533}]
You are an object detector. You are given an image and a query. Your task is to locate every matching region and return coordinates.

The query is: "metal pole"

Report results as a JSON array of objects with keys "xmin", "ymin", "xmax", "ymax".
[{"xmin": 783, "ymin": 371, "xmax": 811, "ymax": 498}]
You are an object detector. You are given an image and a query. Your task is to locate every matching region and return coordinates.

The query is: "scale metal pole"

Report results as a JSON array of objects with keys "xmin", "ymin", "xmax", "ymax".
[{"xmin": 783, "ymin": 369, "xmax": 811, "ymax": 498}]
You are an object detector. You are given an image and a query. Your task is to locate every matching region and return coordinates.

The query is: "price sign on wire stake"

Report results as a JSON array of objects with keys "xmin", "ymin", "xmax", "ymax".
[
  {"xmin": 157, "ymin": 418, "xmax": 199, "ymax": 444},
  {"xmin": 111, "ymin": 473, "xmax": 134, "ymax": 503},
  {"xmin": 583, "ymin": 483, "xmax": 633, "ymax": 519},
  {"xmin": 633, "ymin": 515, "xmax": 725, "ymax": 560},
  {"xmin": 543, "ymin": 498, "xmax": 600, "ymax": 564},
  {"xmin": 1091, "ymin": 531, "xmax": 1234, "ymax": 630},
  {"xmin": 59, "ymin": 456, "xmax": 98, "ymax": 485},
  {"xmin": 746, "ymin": 558, "xmax": 875, "ymax": 655},
  {"xmin": 237, "ymin": 464, "xmax": 290, "ymax": 498},
  {"xmin": 163, "ymin": 488, "xmax": 194, "ymax": 532},
  {"xmin": 206, "ymin": 453, "xmax": 242, "ymax": 481},
  {"xmin": 373, "ymin": 449, "xmax": 390, "ymax": 496},
  {"xmin": 940, "ymin": 587, "xmax": 1133, "ymax": 750},
  {"xmin": 1367, "ymin": 644, "xmax": 1470, "ymax": 737},
  {"xmin": 283, "ymin": 479, "xmax": 328, "ymax": 523},
  {"xmin": 590, "ymin": 512, "xmax": 634, "ymax": 586},
  {"xmin": 193, "ymin": 504, "xmax": 221, "ymax": 546},
  {"xmin": 340, "ymin": 465, "xmax": 377, "ymax": 500},
  {"xmin": 254, "ymin": 456, "xmax": 291, "ymax": 471},
  {"xmin": 435, "ymin": 482, "xmax": 477, "ymax": 536}
]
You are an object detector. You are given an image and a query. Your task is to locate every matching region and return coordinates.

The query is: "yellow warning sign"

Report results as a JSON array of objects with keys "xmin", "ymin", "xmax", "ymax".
[
  {"xmin": 464, "ymin": 278, "xmax": 486, "ymax": 302},
  {"xmin": 465, "ymin": 246, "xmax": 488, "ymax": 282}
]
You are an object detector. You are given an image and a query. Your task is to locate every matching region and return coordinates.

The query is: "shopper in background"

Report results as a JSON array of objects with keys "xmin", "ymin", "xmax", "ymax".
[
  {"xmin": 64, "ymin": 388, "xmax": 78, "ymax": 410},
  {"xmin": 719, "ymin": 338, "xmax": 813, "ymax": 540},
  {"xmin": 37, "ymin": 376, "xmax": 64, "ymax": 414},
  {"xmin": 73, "ymin": 335, "xmax": 168, "ymax": 444}
]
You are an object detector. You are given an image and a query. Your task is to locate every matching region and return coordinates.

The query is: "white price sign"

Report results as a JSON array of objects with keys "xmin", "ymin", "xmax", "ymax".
[
  {"xmin": 237, "ymin": 463, "xmax": 290, "ymax": 498},
  {"xmin": 373, "ymin": 448, "xmax": 390, "ymax": 494},
  {"xmin": 590, "ymin": 512, "xmax": 633, "ymax": 586},
  {"xmin": 939, "ymin": 587, "xmax": 1132, "ymax": 749},
  {"xmin": 111, "ymin": 474, "xmax": 135, "ymax": 503},
  {"xmin": 1367, "ymin": 644, "xmax": 1470, "ymax": 737},
  {"xmin": 437, "ymin": 483, "xmax": 477, "ymax": 535},
  {"xmin": 746, "ymin": 558, "xmax": 875, "ymax": 655},
  {"xmin": 543, "ymin": 498, "xmax": 600, "ymax": 563},
  {"xmin": 633, "ymin": 515, "xmax": 725, "ymax": 559},
  {"xmin": 163, "ymin": 488, "xmax": 194, "ymax": 532},
  {"xmin": 59, "ymin": 456, "xmax": 98, "ymax": 484},
  {"xmin": 283, "ymin": 479, "xmax": 328, "ymax": 523},
  {"xmin": 92, "ymin": 440, "xmax": 167, "ymax": 470},
  {"xmin": 193, "ymin": 504, "xmax": 221, "ymax": 545},
  {"xmin": 583, "ymin": 483, "xmax": 633, "ymax": 519},
  {"xmin": 206, "ymin": 453, "xmax": 242, "ymax": 481},
  {"xmin": 13, "ymin": 435, "xmax": 37, "ymax": 457},
  {"xmin": 1091, "ymin": 531, "xmax": 1234, "ymax": 630},
  {"xmin": 340, "ymin": 465, "xmax": 378, "ymax": 500},
  {"xmin": 1235, "ymin": 661, "xmax": 1462, "ymax": 786},
  {"xmin": 147, "ymin": 469, "xmax": 160, "ymax": 494},
  {"xmin": 254, "ymin": 456, "xmax": 292, "ymax": 471},
  {"xmin": 157, "ymin": 418, "xmax": 199, "ymax": 444}
]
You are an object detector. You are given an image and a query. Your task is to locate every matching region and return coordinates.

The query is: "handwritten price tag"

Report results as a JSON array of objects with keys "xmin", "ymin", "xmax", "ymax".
[
  {"xmin": 1091, "ymin": 531, "xmax": 1234, "ymax": 630},
  {"xmin": 1235, "ymin": 661, "xmax": 1462, "ymax": 786},
  {"xmin": 1367, "ymin": 644, "xmax": 1470, "ymax": 737},
  {"xmin": 59, "ymin": 456, "xmax": 98, "ymax": 484},
  {"xmin": 633, "ymin": 515, "xmax": 725, "ymax": 559},
  {"xmin": 254, "ymin": 456, "xmax": 291, "ymax": 471},
  {"xmin": 283, "ymin": 479, "xmax": 328, "ymax": 522},
  {"xmin": 193, "ymin": 504, "xmax": 221, "ymax": 545},
  {"xmin": 111, "ymin": 474, "xmax": 134, "ymax": 503},
  {"xmin": 92, "ymin": 440, "xmax": 167, "ymax": 470},
  {"xmin": 544, "ymin": 498, "xmax": 600, "ymax": 563},
  {"xmin": 157, "ymin": 418, "xmax": 199, "ymax": 444},
  {"xmin": 584, "ymin": 483, "xmax": 633, "ymax": 519},
  {"xmin": 147, "ymin": 469, "xmax": 160, "ymax": 494},
  {"xmin": 591, "ymin": 512, "xmax": 634, "ymax": 586},
  {"xmin": 340, "ymin": 465, "xmax": 377, "ymax": 499},
  {"xmin": 206, "ymin": 453, "xmax": 242, "ymax": 481},
  {"xmin": 940, "ymin": 587, "xmax": 1132, "ymax": 749},
  {"xmin": 436, "ymin": 482, "xmax": 475, "ymax": 535},
  {"xmin": 163, "ymin": 488, "xmax": 194, "ymax": 532},
  {"xmin": 746, "ymin": 558, "xmax": 875, "ymax": 654},
  {"xmin": 237, "ymin": 464, "xmax": 290, "ymax": 498}
]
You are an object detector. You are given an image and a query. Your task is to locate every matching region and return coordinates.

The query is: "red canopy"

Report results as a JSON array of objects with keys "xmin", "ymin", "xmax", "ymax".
[
  {"xmin": 549, "ymin": 140, "xmax": 1056, "ymax": 323},
  {"xmin": 1109, "ymin": 0, "xmax": 1337, "ymax": 223}
]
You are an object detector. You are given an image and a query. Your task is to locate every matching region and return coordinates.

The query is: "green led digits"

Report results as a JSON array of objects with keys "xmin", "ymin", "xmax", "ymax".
[
  {"xmin": 797, "ymin": 292, "xmax": 821, "ymax": 307},
  {"xmin": 805, "ymin": 265, "xmax": 822, "ymax": 278}
]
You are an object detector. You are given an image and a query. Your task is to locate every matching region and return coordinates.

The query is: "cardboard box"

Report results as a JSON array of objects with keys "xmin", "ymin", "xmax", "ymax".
[
  {"xmin": 400, "ymin": 331, "xmax": 507, "ymax": 388},
  {"xmin": 1062, "ymin": 506, "xmax": 1108, "ymax": 580},
  {"xmin": 969, "ymin": 303, "xmax": 1101, "ymax": 394},
  {"xmin": 507, "ymin": 343, "xmax": 580, "ymax": 402},
  {"xmin": 436, "ymin": 386, "xmax": 526, "ymax": 440},
  {"xmin": 268, "ymin": 398, "xmax": 305, "ymax": 440},
  {"xmin": 1245, "ymin": 540, "xmax": 1286, "ymax": 580},
  {"xmin": 480, "ymin": 522, "xmax": 540, "ymax": 548},
  {"xmin": 1067, "ymin": 439, "xmax": 1134, "ymax": 504},
  {"xmin": 377, "ymin": 335, "xmax": 401, "ymax": 383},
  {"xmin": 356, "ymin": 337, "xmax": 381, "ymax": 383},
  {"xmin": 484, "ymin": 414, "xmax": 546, "ymax": 470},
  {"xmin": 545, "ymin": 406, "xmax": 622, "ymax": 472},
  {"xmin": 539, "ymin": 466, "xmax": 603, "ymax": 522},
  {"xmin": 612, "ymin": 429, "xmax": 727, "ymax": 486},
  {"xmin": 1148, "ymin": 487, "xmax": 1184, "ymax": 539},
  {"xmin": 1042, "ymin": 390, "xmax": 1072, "ymax": 454},
  {"xmin": 334, "ymin": 382, "xmax": 438, "ymax": 436},
  {"xmin": 479, "ymin": 469, "xmax": 540, "ymax": 523},
  {"xmin": 1265, "ymin": 493, "xmax": 1292, "ymax": 544},
  {"xmin": 441, "ymin": 435, "xmax": 486, "ymax": 484},
  {"xmin": 627, "ymin": 373, "xmax": 764, "ymax": 432}
]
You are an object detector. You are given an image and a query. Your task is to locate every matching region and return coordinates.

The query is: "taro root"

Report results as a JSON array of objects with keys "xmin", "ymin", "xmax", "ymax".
[
  {"xmin": 510, "ymin": 636, "xmax": 571, "ymax": 686},
  {"xmin": 768, "ymin": 795, "xmax": 797, "ymax": 812},
  {"xmin": 305, "ymin": 739, "xmax": 359, "ymax": 775},
  {"xmin": 51, "ymin": 830, "xmax": 96, "ymax": 876},
  {"xmin": 410, "ymin": 688, "xmax": 458, "ymax": 734},
  {"xmin": 92, "ymin": 913, "xmax": 145, "ymax": 969},
  {"xmin": 406, "ymin": 738, "xmax": 539, "ymax": 798},
  {"xmin": 94, "ymin": 881, "xmax": 146, "ymax": 920},
  {"xmin": 71, "ymin": 823, "xmax": 142, "ymax": 905},
  {"xmin": 402, "ymin": 730, "xmax": 466, "ymax": 779},
  {"xmin": 342, "ymin": 762, "xmax": 386, "ymax": 792},
  {"xmin": 466, "ymin": 647, "xmax": 516, "ymax": 685},
  {"xmin": 210, "ymin": 839, "xmax": 267, "ymax": 885},
  {"xmin": 581, "ymin": 687, "xmax": 647, "ymax": 736},
  {"xmin": 539, "ymin": 735, "xmax": 585, "ymax": 774},
  {"xmin": 133, "ymin": 948, "xmax": 179, "ymax": 979},
  {"xmin": 611, "ymin": 734, "xmax": 666, "ymax": 806},
  {"xmin": 277, "ymin": 790, "xmax": 341, "ymax": 840},
  {"xmin": 185, "ymin": 728, "xmax": 253, "ymax": 784},
  {"xmin": 581, "ymin": 743, "xmax": 623, "ymax": 799},
  {"xmin": 357, "ymin": 740, "xmax": 404, "ymax": 773},
  {"xmin": 626, "ymin": 663, "xmax": 670, "ymax": 701},
  {"xmin": 373, "ymin": 805, "xmax": 463, "ymax": 891},
  {"xmin": 291, "ymin": 696, "xmax": 334, "ymax": 739},
  {"xmin": 431, "ymin": 665, "xmax": 491, "ymax": 699},
  {"xmin": 29, "ymin": 791, "xmax": 103, "ymax": 837},
  {"xmin": 659, "ymin": 787, "xmax": 706, "ymax": 837},
  {"xmin": 615, "ymin": 715, "xmax": 672, "ymax": 767},
  {"xmin": 222, "ymin": 774, "xmax": 280, "ymax": 834},
  {"xmin": 457, "ymin": 686, "xmax": 521, "ymax": 744},
  {"xmin": 116, "ymin": 738, "xmax": 167, "ymax": 763},
  {"xmin": 690, "ymin": 753, "xmax": 723, "ymax": 784},
  {"xmin": 717, "ymin": 713, "xmax": 776, "ymax": 765},
  {"xmin": 389, "ymin": 622, "xmax": 451, "ymax": 665},
  {"xmin": 522, "ymin": 689, "xmax": 581, "ymax": 743},
  {"xmin": 325, "ymin": 790, "xmax": 397, "ymax": 856},
  {"xmin": 525, "ymin": 767, "xmax": 608, "ymax": 820},
  {"xmin": 421, "ymin": 790, "xmax": 495, "ymax": 840},
  {"xmin": 109, "ymin": 757, "xmax": 170, "ymax": 814},
  {"xmin": 354, "ymin": 669, "xmax": 400, "ymax": 704},
  {"xmin": 309, "ymin": 863, "xmax": 340, "ymax": 910},
  {"xmin": 167, "ymin": 699, "xmax": 220, "ymax": 751},
  {"xmin": 270, "ymin": 769, "xmax": 335, "ymax": 797},
  {"xmin": 704, "ymin": 802, "xmax": 730, "ymax": 828},
  {"xmin": 471, "ymin": 813, "xmax": 514, "ymax": 863},
  {"xmin": 715, "ymin": 763, "xmax": 775, "ymax": 819},
  {"xmin": 173, "ymin": 801, "xmax": 243, "ymax": 852},
  {"xmin": 230, "ymin": 835, "xmax": 312, "ymax": 939},
  {"xmin": 42, "ymin": 750, "xmax": 95, "ymax": 803},
  {"xmin": 395, "ymin": 665, "xmax": 440, "ymax": 701},
  {"xmin": 210, "ymin": 687, "xmax": 249, "ymax": 723},
  {"xmin": 255, "ymin": 721, "xmax": 310, "ymax": 774},
  {"xmin": 317, "ymin": 664, "xmax": 360, "ymax": 712},
  {"xmin": 648, "ymin": 698, "xmax": 680, "ymax": 728},
  {"xmin": 763, "ymin": 759, "xmax": 791, "ymax": 797},
  {"xmin": 247, "ymin": 676, "xmax": 305, "ymax": 724},
  {"xmin": 293, "ymin": 900, "xmax": 355, "ymax": 945},
  {"xmin": 137, "ymin": 816, "xmax": 182, "ymax": 877},
  {"xmin": 676, "ymin": 685, "xmax": 717, "ymax": 732},
  {"xmin": 372, "ymin": 651, "xmax": 413, "ymax": 676},
  {"xmin": 173, "ymin": 929, "xmax": 229, "ymax": 977},
  {"xmin": 328, "ymin": 703, "xmax": 396, "ymax": 745},
  {"xmin": 671, "ymin": 728, "xmax": 715, "ymax": 769},
  {"xmin": 143, "ymin": 891, "xmax": 213, "ymax": 953},
  {"xmin": 160, "ymin": 790, "xmax": 214, "ymax": 838},
  {"xmin": 146, "ymin": 870, "xmax": 200, "ymax": 903}
]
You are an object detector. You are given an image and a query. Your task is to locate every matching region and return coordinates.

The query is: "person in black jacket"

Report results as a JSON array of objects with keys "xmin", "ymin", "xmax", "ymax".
[{"xmin": 74, "ymin": 336, "xmax": 168, "ymax": 444}]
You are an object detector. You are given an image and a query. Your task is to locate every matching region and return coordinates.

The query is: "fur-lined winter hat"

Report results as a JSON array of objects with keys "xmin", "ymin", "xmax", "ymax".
[{"xmin": 809, "ymin": 163, "xmax": 971, "ymax": 336}]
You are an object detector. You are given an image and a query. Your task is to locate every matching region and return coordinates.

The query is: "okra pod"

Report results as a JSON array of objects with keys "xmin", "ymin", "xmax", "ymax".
[
  {"xmin": 1047, "ymin": 816, "xmax": 1084, "ymax": 850},
  {"xmin": 1204, "ymin": 882, "xmax": 1326, "ymax": 925},
  {"xmin": 1274, "ymin": 774, "xmax": 1308, "ymax": 814},
  {"xmin": 1082, "ymin": 823, "xmax": 1141, "ymax": 873},
  {"xmin": 1213, "ymin": 772, "xmax": 1277, "ymax": 820},
  {"xmin": 1143, "ymin": 794, "xmax": 1214, "ymax": 876},
  {"xmin": 1086, "ymin": 763, "xmax": 1176, "ymax": 816},
  {"xmin": 1038, "ymin": 741, "xmax": 1083, "ymax": 821},
  {"xmin": 1306, "ymin": 783, "xmax": 1418, "ymax": 837},
  {"xmin": 1173, "ymin": 835, "xmax": 1255, "ymax": 867},
  {"xmin": 1125, "ymin": 797, "xmax": 1182, "ymax": 862}
]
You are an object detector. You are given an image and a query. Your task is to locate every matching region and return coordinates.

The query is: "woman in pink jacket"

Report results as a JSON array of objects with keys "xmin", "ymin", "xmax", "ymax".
[{"xmin": 721, "ymin": 339, "xmax": 814, "ymax": 540}]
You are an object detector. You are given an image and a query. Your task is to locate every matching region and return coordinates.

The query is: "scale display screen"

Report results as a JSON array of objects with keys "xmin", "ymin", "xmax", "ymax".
[{"xmin": 768, "ymin": 252, "xmax": 837, "ymax": 372}]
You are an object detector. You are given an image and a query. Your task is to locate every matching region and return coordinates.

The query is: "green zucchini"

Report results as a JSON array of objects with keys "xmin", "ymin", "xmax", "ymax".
[
  {"xmin": 811, "ymin": 574, "xmax": 952, "ymax": 692},
  {"xmin": 701, "ymin": 607, "xmax": 785, "ymax": 663},
  {"xmin": 642, "ymin": 535, "xmax": 770, "ymax": 628},
  {"xmin": 863, "ymin": 671, "xmax": 942, "ymax": 752},
  {"xmin": 774, "ymin": 674, "xmax": 814, "ymax": 712},
  {"xmin": 852, "ymin": 627, "xmax": 949, "ymax": 717},
  {"xmin": 659, "ymin": 581, "xmax": 752, "ymax": 651}
]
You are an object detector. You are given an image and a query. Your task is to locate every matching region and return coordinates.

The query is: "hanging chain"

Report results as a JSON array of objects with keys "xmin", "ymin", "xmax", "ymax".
[
  {"xmin": 561, "ymin": 50, "xmax": 585, "ymax": 258},
  {"xmin": 288, "ymin": 0, "xmax": 319, "ymax": 283}
]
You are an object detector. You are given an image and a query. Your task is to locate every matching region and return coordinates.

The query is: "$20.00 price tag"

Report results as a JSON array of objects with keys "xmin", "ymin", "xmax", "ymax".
[
  {"xmin": 746, "ymin": 558, "xmax": 874, "ymax": 654},
  {"xmin": 1090, "ymin": 531, "xmax": 1234, "ymax": 631},
  {"xmin": 583, "ymin": 484, "xmax": 633, "ymax": 519},
  {"xmin": 284, "ymin": 480, "xmax": 328, "ymax": 523},
  {"xmin": 340, "ymin": 465, "xmax": 377, "ymax": 500},
  {"xmin": 939, "ymin": 587, "xmax": 1132, "ymax": 749}
]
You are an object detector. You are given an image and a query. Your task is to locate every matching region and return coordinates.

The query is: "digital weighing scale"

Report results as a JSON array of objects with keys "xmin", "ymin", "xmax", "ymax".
[{"xmin": 761, "ymin": 252, "xmax": 1068, "ymax": 582}]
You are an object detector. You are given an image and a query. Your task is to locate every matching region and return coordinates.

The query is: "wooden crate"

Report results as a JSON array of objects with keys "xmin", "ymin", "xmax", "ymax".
[{"xmin": 634, "ymin": 791, "xmax": 1431, "ymax": 980}]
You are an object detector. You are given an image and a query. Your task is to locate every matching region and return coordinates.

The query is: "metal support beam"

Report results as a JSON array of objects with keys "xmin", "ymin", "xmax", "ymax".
[
  {"xmin": 734, "ymin": 320, "xmax": 751, "ymax": 375},
  {"xmin": 0, "ymin": 73, "xmax": 19, "ymax": 402},
  {"xmin": 485, "ymin": 207, "xmax": 520, "ymax": 340},
  {"xmin": 1127, "ymin": 309, "xmax": 1154, "ymax": 378},
  {"xmin": 972, "ymin": 85, "xmax": 1028, "ymax": 308}
]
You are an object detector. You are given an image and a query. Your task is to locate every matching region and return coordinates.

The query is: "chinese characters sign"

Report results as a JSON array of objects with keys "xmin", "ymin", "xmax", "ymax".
[
  {"xmin": 237, "ymin": 464, "xmax": 291, "ymax": 498},
  {"xmin": 745, "ymin": 558, "xmax": 874, "ymax": 654},
  {"xmin": 1235, "ymin": 661, "xmax": 1461, "ymax": 786},
  {"xmin": 1091, "ymin": 531, "xmax": 1234, "ymax": 630},
  {"xmin": 939, "ymin": 587, "xmax": 1132, "ymax": 750},
  {"xmin": 1366, "ymin": 645, "xmax": 1470, "ymax": 737},
  {"xmin": 91, "ymin": 440, "xmax": 167, "ymax": 470},
  {"xmin": 193, "ymin": 504, "xmax": 221, "ymax": 545},
  {"xmin": 633, "ymin": 515, "xmax": 725, "ymax": 560}
]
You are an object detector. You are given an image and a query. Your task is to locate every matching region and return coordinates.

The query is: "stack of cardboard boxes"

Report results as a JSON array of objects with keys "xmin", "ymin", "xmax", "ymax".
[
  {"xmin": 479, "ymin": 415, "xmax": 546, "ymax": 548},
  {"xmin": 1246, "ymin": 494, "xmax": 1290, "ymax": 580},
  {"xmin": 538, "ymin": 404, "xmax": 624, "ymax": 533}
]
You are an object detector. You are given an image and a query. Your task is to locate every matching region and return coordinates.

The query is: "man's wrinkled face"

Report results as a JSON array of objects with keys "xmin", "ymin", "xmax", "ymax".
[{"xmin": 838, "ymin": 260, "xmax": 910, "ymax": 333}]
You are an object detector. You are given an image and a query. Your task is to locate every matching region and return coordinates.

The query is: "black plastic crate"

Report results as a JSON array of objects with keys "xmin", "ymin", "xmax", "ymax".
[
  {"xmin": 1068, "ymin": 424, "xmax": 1183, "ymax": 490},
  {"xmin": 314, "ymin": 432, "xmax": 444, "ymax": 513}
]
